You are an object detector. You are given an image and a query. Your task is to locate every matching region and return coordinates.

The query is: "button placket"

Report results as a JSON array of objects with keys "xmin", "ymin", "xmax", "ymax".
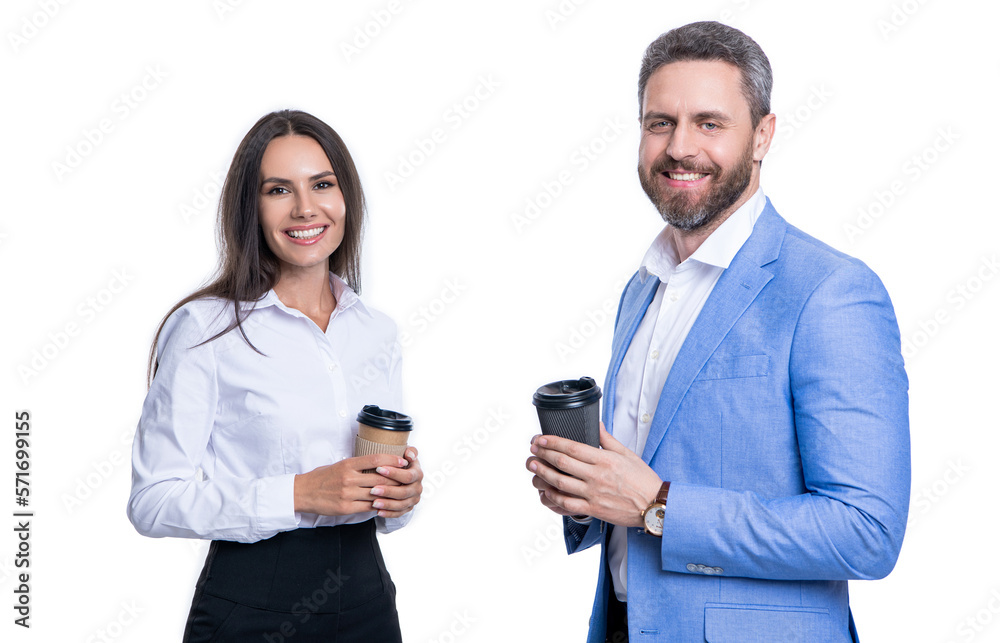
[
  {"xmin": 316, "ymin": 333, "xmax": 350, "ymax": 432},
  {"xmin": 666, "ymin": 264, "xmax": 695, "ymax": 304}
]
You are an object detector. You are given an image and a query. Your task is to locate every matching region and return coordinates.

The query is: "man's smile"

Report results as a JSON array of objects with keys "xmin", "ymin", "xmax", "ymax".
[
  {"xmin": 661, "ymin": 170, "xmax": 711, "ymax": 188},
  {"xmin": 665, "ymin": 172, "xmax": 708, "ymax": 181}
]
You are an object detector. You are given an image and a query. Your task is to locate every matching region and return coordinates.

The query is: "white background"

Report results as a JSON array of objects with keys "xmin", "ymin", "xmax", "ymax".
[{"xmin": 2, "ymin": 1, "xmax": 998, "ymax": 641}]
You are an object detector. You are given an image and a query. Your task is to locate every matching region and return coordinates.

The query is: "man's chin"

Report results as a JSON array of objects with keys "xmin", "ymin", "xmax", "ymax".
[
  {"xmin": 654, "ymin": 194, "xmax": 717, "ymax": 230},
  {"xmin": 660, "ymin": 208, "xmax": 719, "ymax": 231}
]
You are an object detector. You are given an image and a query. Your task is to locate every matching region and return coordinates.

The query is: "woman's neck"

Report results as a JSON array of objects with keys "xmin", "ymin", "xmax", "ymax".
[{"xmin": 272, "ymin": 264, "xmax": 337, "ymax": 331}]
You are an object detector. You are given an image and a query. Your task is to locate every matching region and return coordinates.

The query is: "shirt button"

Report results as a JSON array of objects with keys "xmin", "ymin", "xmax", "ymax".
[
  {"xmin": 339, "ymin": 410, "xmax": 347, "ymax": 418},
  {"xmin": 668, "ymin": 290, "xmax": 679, "ymax": 302},
  {"xmin": 650, "ymin": 349, "xmax": 659, "ymax": 360},
  {"xmin": 328, "ymin": 364, "xmax": 338, "ymax": 372},
  {"xmin": 641, "ymin": 413, "xmax": 651, "ymax": 424}
]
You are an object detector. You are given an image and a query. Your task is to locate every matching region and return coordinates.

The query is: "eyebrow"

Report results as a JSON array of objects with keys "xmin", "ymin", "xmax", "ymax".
[
  {"xmin": 643, "ymin": 110, "xmax": 734, "ymax": 124},
  {"xmin": 261, "ymin": 171, "xmax": 337, "ymax": 185}
]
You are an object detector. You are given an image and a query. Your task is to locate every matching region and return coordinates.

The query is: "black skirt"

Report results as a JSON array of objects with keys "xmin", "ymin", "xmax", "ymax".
[{"xmin": 182, "ymin": 519, "xmax": 402, "ymax": 642}]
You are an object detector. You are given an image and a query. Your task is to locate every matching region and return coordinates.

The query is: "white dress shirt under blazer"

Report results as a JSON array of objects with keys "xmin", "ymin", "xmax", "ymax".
[
  {"xmin": 128, "ymin": 272, "xmax": 410, "ymax": 543},
  {"xmin": 608, "ymin": 188, "xmax": 766, "ymax": 600}
]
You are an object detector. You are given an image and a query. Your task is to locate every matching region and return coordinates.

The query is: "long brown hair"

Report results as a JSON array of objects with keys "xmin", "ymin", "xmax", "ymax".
[{"xmin": 147, "ymin": 110, "xmax": 367, "ymax": 383}]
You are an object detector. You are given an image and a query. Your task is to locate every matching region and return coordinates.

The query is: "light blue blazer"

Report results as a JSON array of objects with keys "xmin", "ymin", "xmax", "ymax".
[{"xmin": 565, "ymin": 201, "xmax": 910, "ymax": 642}]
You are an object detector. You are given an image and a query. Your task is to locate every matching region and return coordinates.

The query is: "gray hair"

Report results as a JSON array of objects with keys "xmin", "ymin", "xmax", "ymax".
[{"xmin": 638, "ymin": 21, "xmax": 772, "ymax": 125}]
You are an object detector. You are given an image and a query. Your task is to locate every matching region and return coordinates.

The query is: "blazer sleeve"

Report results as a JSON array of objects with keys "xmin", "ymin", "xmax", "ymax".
[{"xmin": 658, "ymin": 261, "xmax": 910, "ymax": 581}]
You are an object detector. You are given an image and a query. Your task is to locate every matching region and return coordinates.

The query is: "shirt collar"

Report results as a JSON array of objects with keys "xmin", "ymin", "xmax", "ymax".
[
  {"xmin": 329, "ymin": 273, "xmax": 366, "ymax": 316},
  {"xmin": 247, "ymin": 272, "xmax": 368, "ymax": 317},
  {"xmin": 640, "ymin": 187, "xmax": 766, "ymax": 282}
]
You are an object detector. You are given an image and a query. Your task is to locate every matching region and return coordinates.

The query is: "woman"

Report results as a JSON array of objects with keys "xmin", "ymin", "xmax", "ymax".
[{"xmin": 128, "ymin": 110, "xmax": 422, "ymax": 642}]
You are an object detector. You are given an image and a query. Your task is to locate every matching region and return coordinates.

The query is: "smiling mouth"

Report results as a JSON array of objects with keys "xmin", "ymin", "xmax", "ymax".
[
  {"xmin": 285, "ymin": 226, "xmax": 328, "ymax": 239},
  {"xmin": 664, "ymin": 172, "xmax": 708, "ymax": 182}
]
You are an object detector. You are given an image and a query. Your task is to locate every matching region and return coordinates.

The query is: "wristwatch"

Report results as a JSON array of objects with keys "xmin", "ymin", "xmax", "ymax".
[{"xmin": 641, "ymin": 481, "xmax": 671, "ymax": 537}]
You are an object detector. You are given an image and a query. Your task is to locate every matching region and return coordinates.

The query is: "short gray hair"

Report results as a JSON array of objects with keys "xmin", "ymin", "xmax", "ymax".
[{"xmin": 638, "ymin": 21, "xmax": 772, "ymax": 125}]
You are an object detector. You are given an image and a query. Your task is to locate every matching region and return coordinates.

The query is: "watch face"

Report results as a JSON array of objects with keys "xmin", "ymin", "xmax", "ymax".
[{"xmin": 644, "ymin": 505, "xmax": 664, "ymax": 534}]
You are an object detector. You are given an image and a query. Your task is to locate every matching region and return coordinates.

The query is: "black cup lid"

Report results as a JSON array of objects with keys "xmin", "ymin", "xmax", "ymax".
[
  {"xmin": 356, "ymin": 405, "xmax": 413, "ymax": 431},
  {"xmin": 532, "ymin": 377, "xmax": 602, "ymax": 410}
]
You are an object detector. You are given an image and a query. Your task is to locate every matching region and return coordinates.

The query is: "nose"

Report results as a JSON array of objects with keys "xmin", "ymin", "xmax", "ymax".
[
  {"xmin": 665, "ymin": 124, "xmax": 696, "ymax": 163},
  {"xmin": 293, "ymin": 189, "xmax": 318, "ymax": 218}
]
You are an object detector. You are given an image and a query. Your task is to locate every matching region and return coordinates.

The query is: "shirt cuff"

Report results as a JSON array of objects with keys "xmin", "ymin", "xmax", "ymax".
[
  {"xmin": 254, "ymin": 473, "xmax": 300, "ymax": 537},
  {"xmin": 377, "ymin": 506, "xmax": 414, "ymax": 534}
]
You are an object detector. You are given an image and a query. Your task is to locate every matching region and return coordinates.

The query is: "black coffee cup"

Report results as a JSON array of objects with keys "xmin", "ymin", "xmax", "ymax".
[{"xmin": 532, "ymin": 377, "xmax": 602, "ymax": 447}]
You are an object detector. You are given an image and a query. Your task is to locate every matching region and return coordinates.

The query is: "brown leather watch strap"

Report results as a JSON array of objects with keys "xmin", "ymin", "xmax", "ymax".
[{"xmin": 656, "ymin": 481, "xmax": 671, "ymax": 505}]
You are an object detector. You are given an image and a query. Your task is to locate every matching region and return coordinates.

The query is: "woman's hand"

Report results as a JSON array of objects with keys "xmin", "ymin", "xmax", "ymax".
[
  {"xmin": 293, "ymin": 447, "xmax": 422, "ymax": 518},
  {"xmin": 370, "ymin": 447, "xmax": 423, "ymax": 518},
  {"xmin": 294, "ymin": 453, "xmax": 404, "ymax": 517}
]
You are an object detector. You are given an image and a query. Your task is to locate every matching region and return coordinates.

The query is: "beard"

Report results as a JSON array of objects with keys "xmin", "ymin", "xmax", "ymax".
[{"xmin": 638, "ymin": 140, "xmax": 755, "ymax": 231}]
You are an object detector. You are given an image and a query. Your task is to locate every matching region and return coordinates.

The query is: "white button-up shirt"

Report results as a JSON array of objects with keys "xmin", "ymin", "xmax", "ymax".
[
  {"xmin": 609, "ymin": 188, "xmax": 766, "ymax": 600},
  {"xmin": 128, "ymin": 273, "xmax": 409, "ymax": 543}
]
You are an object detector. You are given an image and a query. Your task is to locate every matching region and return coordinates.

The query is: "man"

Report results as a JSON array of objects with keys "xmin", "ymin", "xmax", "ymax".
[{"xmin": 527, "ymin": 21, "xmax": 909, "ymax": 643}]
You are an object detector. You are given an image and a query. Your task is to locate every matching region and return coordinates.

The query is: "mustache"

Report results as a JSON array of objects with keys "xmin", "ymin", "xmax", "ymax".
[{"xmin": 649, "ymin": 157, "xmax": 717, "ymax": 175}]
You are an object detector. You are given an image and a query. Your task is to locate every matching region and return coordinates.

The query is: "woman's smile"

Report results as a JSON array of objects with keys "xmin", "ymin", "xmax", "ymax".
[{"xmin": 283, "ymin": 224, "xmax": 329, "ymax": 244}]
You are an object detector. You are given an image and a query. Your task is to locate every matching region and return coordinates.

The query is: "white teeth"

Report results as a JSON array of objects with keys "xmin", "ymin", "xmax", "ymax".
[
  {"xmin": 287, "ymin": 227, "xmax": 325, "ymax": 239},
  {"xmin": 667, "ymin": 172, "xmax": 707, "ymax": 181}
]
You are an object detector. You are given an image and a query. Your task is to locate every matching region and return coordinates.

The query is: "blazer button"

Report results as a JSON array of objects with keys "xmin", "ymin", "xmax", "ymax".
[{"xmin": 686, "ymin": 564, "xmax": 698, "ymax": 572}]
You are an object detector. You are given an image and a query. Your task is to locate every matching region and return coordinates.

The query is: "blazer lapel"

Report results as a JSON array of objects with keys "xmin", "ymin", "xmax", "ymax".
[
  {"xmin": 640, "ymin": 202, "xmax": 787, "ymax": 463},
  {"xmin": 603, "ymin": 274, "xmax": 660, "ymax": 431}
]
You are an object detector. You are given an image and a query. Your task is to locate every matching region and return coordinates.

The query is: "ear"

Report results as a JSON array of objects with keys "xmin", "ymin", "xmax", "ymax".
[{"xmin": 752, "ymin": 113, "xmax": 777, "ymax": 162}]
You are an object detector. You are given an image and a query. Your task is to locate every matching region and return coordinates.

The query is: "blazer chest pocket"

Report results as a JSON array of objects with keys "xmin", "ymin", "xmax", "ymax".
[
  {"xmin": 694, "ymin": 354, "xmax": 769, "ymax": 381},
  {"xmin": 704, "ymin": 603, "xmax": 834, "ymax": 642}
]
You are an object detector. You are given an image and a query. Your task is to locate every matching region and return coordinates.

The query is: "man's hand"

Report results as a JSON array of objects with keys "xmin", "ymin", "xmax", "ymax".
[
  {"xmin": 294, "ymin": 447, "xmax": 422, "ymax": 518},
  {"xmin": 526, "ymin": 424, "xmax": 662, "ymax": 528}
]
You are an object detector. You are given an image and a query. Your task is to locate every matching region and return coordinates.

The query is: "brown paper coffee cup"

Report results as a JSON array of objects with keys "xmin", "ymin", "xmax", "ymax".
[
  {"xmin": 354, "ymin": 405, "xmax": 413, "ymax": 473},
  {"xmin": 358, "ymin": 423, "xmax": 410, "ymax": 446}
]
